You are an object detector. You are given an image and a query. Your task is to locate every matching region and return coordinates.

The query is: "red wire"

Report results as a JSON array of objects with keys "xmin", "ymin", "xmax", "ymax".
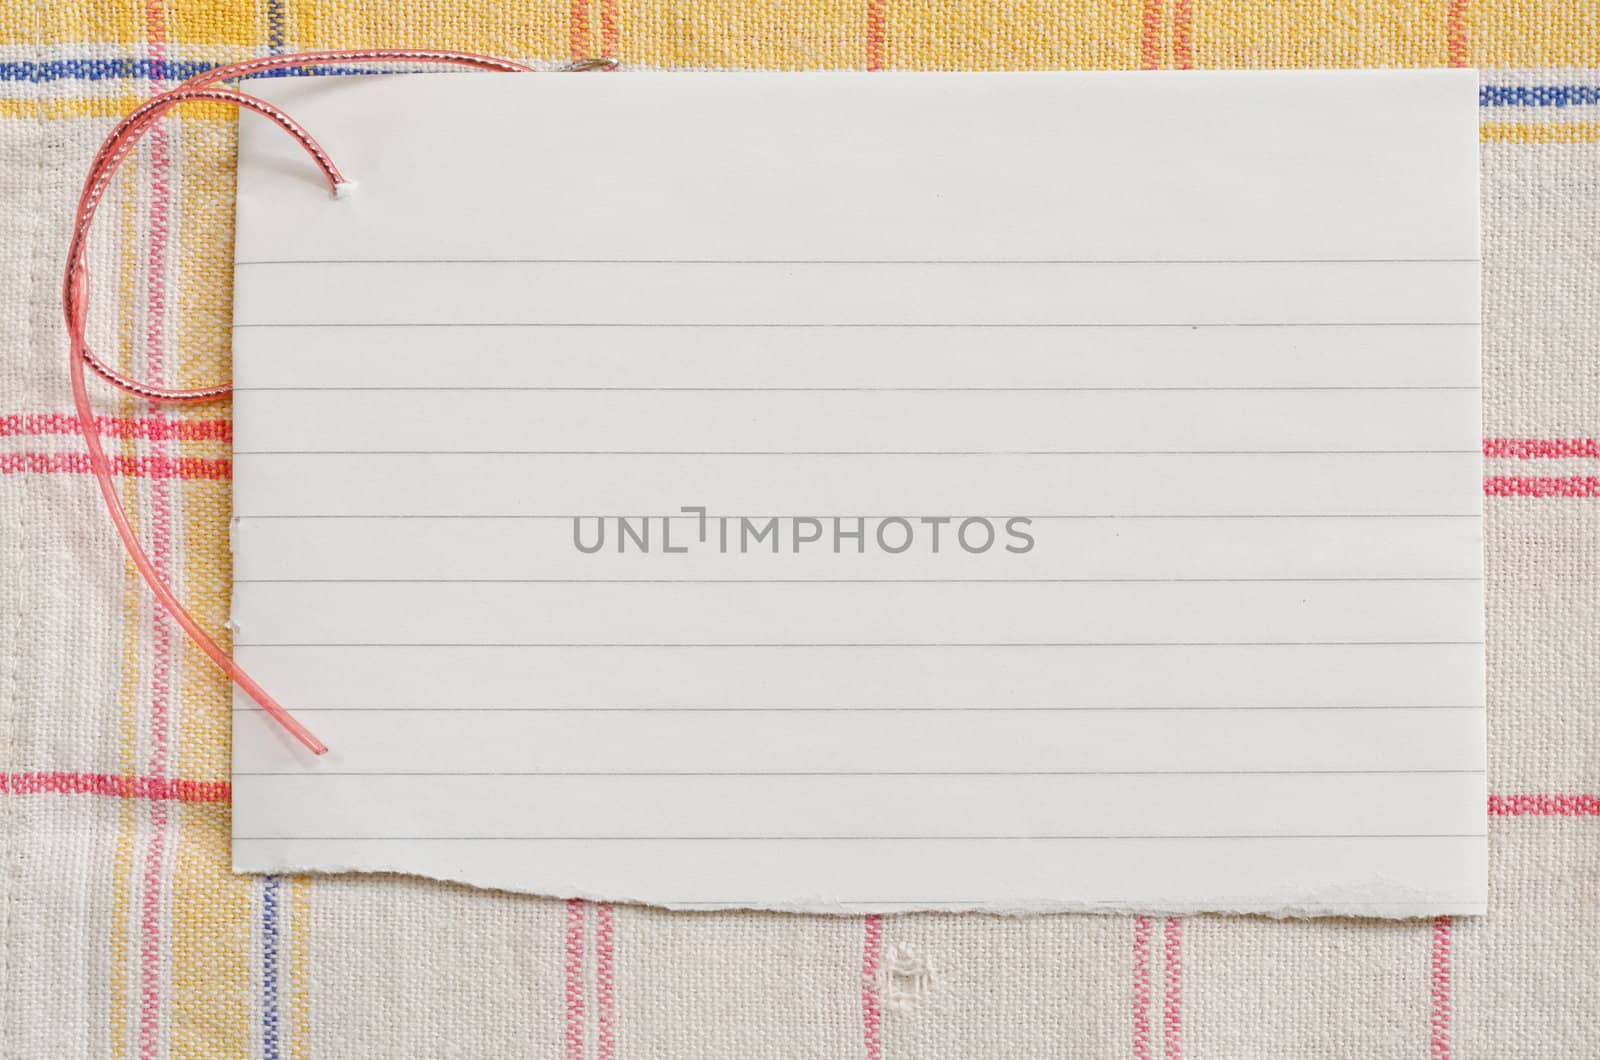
[{"xmin": 62, "ymin": 50, "xmax": 609, "ymax": 755}]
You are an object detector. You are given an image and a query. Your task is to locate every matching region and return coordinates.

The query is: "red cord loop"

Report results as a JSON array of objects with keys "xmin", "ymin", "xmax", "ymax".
[{"xmin": 64, "ymin": 50, "xmax": 613, "ymax": 755}]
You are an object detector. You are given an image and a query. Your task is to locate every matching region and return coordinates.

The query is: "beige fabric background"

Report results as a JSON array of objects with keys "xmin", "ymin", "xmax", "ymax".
[{"xmin": 3, "ymin": 2, "xmax": 1599, "ymax": 1057}]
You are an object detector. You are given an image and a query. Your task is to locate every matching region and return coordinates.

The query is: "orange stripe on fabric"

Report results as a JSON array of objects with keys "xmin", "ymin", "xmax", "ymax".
[
  {"xmin": 1173, "ymin": 0, "xmax": 1193, "ymax": 69},
  {"xmin": 570, "ymin": 0, "xmax": 591, "ymax": 60},
  {"xmin": 1140, "ymin": 0, "xmax": 1164, "ymax": 70},
  {"xmin": 866, "ymin": 0, "xmax": 886, "ymax": 71},
  {"xmin": 600, "ymin": 0, "xmax": 619, "ymax": 58},
  {"xmin": 1446, "ymin": 0, "xmax": 1468, "ymax": 68}
]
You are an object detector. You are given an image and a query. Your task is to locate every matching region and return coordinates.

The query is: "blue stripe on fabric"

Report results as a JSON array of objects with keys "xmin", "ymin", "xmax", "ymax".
[
  {"xmin": 0, "ymin": 59, "xmax": 383, "ymax": 83},
  {"xmin": 5, "ymin": 57, "xmax": 1595, "ymax": 106},
  {"xmin": 0, "ymin": 59, "xmax": 213, "ymax": 83},
  {"xmin": 1480, "ymin": 84, "xmax": 1600, "ymax": 107},
  {"xmin": 262, "ymin": 875, "xmax": 282, "ymax": 1060},
  {"xmin": 266, "ymin": 0, "xmax": 287, "ymax": 55}
]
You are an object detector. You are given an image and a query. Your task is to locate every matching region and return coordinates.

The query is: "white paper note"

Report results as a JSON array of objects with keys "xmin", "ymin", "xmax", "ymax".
[{"xmin": 230, "ymin": 70, "xmax": 1485, "ymax": 916}]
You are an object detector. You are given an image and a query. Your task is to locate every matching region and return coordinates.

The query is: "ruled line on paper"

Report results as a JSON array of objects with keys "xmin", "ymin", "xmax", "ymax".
[
  {"xmin": 230, "ymin": 323, "xmax": 1478, "ymax": 391},
  {"xmin": 230, "ymin": 386, "xmax": 1481, "ymax": 392},
  {"xmin": 234, "ymin": 834, "xmax": 1491, "ymax": 842},
  {"xmin": 235, "ymin": 769, "xmax": 1486, "ymax": 777},
  {"xmin": 230, "ymin": 261, "xmax": 1476, "ymax": 333},
  {"xmin": 234, "ymin": 576, "xmax": 1482, "ymax": 584},
  {"xmin": 231, "ymin": 705, "xmax": 1488, "ymax": 713},
  {"xmin": 235, "ymin": 256, "xmax": 1483, "ymax": 265},
  {"xmin": 231, "ymin": 450, "xmax": 1482, "ymax": 455},
  {"xmin": 656, "ymin": 903, "xmax": 1478, "ymax": 909},
  {"xmin": 233, "ymin": 641, "xmax": 1486, "ymax": 648},
  {"xmin": 233, "ymin": 321, "xmax": 1480, "ymax": 328},
  {"xmin": 234, "ymin": 513, "xmax": 1485, "ymax": 520}
]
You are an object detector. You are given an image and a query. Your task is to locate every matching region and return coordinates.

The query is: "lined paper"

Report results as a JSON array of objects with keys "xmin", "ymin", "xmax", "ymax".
[{"xmin": 230, "ymin": 71, "xmax": 1485, "ymax": 915}]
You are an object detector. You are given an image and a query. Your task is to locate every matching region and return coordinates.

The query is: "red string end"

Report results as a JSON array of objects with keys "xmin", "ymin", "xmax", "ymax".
[{"xmin": 63, "ymin": 50, "xmax": 614, "ymax": 755}]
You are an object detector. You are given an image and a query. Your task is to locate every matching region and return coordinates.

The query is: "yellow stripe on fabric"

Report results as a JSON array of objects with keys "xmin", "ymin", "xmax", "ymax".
[
  {"xmin": 574, "ymin": 0, "xmax": 600, "ymax": 60},
  {"xmin": 5, "ymin": 4, "xmax": 1600, "ymax": 75},
  {"xmin": 1154, "ymin": 0, "xmax": 1175, "ymax": 71},
  {"xmin": 170, "ymin": 804, "xmax": 253, "ymax": 1059},
  {"xmin": 1189, "ymin": 0, "xmax": 1453, "ymax": 68},
  {"xmin": 882, "ymin": 0, "xmax": 1146, "ymax": 70},
  {"xmin": 0, "ymin": 98, "xmax": 236, "ymax": 122},
  {"xmin": 618, "ymin": 0, "xmax": 866, "ymax": 69},
  {"xmin": 167, "ymin": 111, "xmax": 255, "ymax": 1060},
  {"xmin": 173, "ymin": 113, "xmax": 236, "ymax": 782},
  {"xmin": 1482, "ymin": 121, "xmax": 1600, "ymax": 144},
  {"xmin": 164, "ymin": 3, "xmax": 269, "ymax": 46},
  {"xmin": 109, "ymin": 147, "xmax": 144, "ymax": 1060},
  {"xmin": 286, "ymin": 0, "xmax": 569, "ymax": 55},
  {"xmin": 5, "ymin": 1, "xmax": 268, "ymax": 45},
  {"xmin": 0, "ymin": 1, "xmax": 140, "ymax": 45},
  {"xmin": 291, "ymin": 878, "xmax": 313, "ymax": 1060},
  {"xmin": 1467, "ymin": 0, "xmax": 1600, "ymax": 67}
]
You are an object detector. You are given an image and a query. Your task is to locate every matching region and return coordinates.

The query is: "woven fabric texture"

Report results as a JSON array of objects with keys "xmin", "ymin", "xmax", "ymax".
[{"xmin": 2, "ymin": 2, "xmax": 1598, "ymax": 1057}]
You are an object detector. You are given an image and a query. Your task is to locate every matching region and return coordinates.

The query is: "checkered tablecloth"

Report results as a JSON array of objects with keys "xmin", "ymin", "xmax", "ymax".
[{"xmin": 3, "ymin": 3, "xmax": 1598, "ymax": 1056}]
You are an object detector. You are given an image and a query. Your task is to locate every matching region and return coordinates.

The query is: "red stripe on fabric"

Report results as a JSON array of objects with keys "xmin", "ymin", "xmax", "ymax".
[
  {"xmin": 600, "ymin": 0, "xmax": 619, "ymax": 57},
  {"xmin": 1483, "ymin": 438, "xmax": 1600, "ymax": 459},
  {"xmin": 1430, "ymin": 916, "xmax": 1452, "ymax": 1059},
  {"xmin": 1484, "ymin": 475, "xmax": 1600, "ymax": 497},
  {"xmin": 861, "ymin": 914, "xmax": 884, "ymax": 1060},
  {"xmin": 565, "ymin": 898, "xmax": 586, "ymax": 1060},
  {"xmin": 1446, "ymin": 0, "xmax": 1468, "ymax": 67},
  {"xmin": 0, "ymin": 413, "xmax": 230, "ymax": 442},
  {"xmin": 1489, "ymin": 793, "xmax": 1600, "ymax": 816},
  {"xmin": 146, "ymin": 136, "xmax": 175, "ymax": 778},
  {"xmin": 1132, "ymin": 917, "xmax": 1153, "ymax": 1060},
  {"xmin": 1162, "ymin": 918, "xmax": 1183, "ymax": 1060},
  {"xmin": 0, "ymin": 771, "xmax": 230, "ymax": 803},
  {"xmin": 1139, "ymin": 0, "xmax": 1163, "ymax": 70},
  {"xmin": 0, "ymin": 452, "xmax": 231, "ymax": 479},
  {"xmin": 865, "ymin": 1, "xmax": 886, "ymax": 71},
  {"xmin": 570, "ymin": 0, "xmax": 590, "ymax": 60},
  {"xmin": 1172, "ymin": 0, "xmax": 1193, "ymax": 69},
  {"xmin": 595, "ymin": 903, "xmax": 616, "ymax": 1060},
  {"xmin": 139, "ymin": 801, "xmax": 168, "ymax": 1060},
  {"xmin": 139, "ymin": 6, "xmax": 175, "ymax": 1054}
]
